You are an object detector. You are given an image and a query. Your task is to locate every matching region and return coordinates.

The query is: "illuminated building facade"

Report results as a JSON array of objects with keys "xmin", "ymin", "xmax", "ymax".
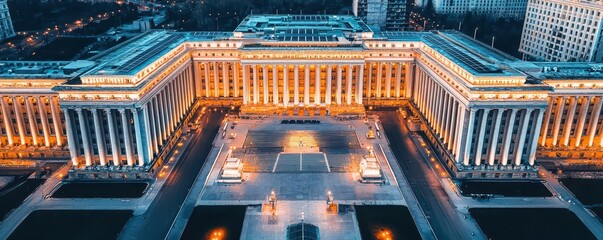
[{"xmin": 0, "ymin": 15, "xmax": 600, "ymax": 179}]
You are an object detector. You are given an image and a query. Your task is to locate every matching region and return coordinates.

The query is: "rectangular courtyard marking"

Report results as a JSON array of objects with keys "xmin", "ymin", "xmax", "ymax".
[
  {"xmin": 299, "ymin": 153, "xmax": 303, "ymax": 171},
  {"xmin": 323, "ymin": 153, "xmax": 331, "ymax": 173},
  {"xmin": 272, "ymin": 153, "xmax": 282, "ymax": 173}
]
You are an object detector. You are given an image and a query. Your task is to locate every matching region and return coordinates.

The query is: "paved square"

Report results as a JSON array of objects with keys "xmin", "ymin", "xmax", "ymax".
[{"xmin": 198, "ymin": 116, "xmax": 407, "ymax": 239}]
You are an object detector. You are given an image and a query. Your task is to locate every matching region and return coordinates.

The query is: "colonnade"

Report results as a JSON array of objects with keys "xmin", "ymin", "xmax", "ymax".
[
  {"xmin": 65, "ymin": 66, "xmax": 196, "ymax": 167},
  {"xmin": 414, "ymin": 66, "xmax": 545, "ymax": 167},
  {"xmin": 196, "ymin": 61, "xmax": 408, "ymax": 106},
  {"xmin": 540, "ymin": 95, "xmax": 603, "ymax": 148},
  {"xmin": 0, "ymin": 95, "xmax": 64, "ymax": 147}
]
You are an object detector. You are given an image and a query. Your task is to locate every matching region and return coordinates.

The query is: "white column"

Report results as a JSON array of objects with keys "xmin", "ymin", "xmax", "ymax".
[
  {"xmin": 176, "ymin": 76, "xmax": 183, "ymax": 119},
  {"xmin": 149, "ymin": 97, "xmax": 160, "ymax": 153},
  {"xmin": 463, "ymin": 109, "xmax": 476, "ymax": 166},
  {"xmin": 396, "ymin": 63, "xmax": 403, "ymax": 98},
  {"xmin": 105, "ymin": 109, "xmax": 120, "ymax": 166},
  {"xmin": 376, "ymin": 62, "xmax": 382, "ymax": 97},
  {"xmin": 432, "ymin": 87, "xmax": 441, "ymax": 132},
  {"xmin": 36, "ymin": 97, "xmax": 51, "ymax": 147},
  {"xmin": 148, "ymin": 100, "xmax": 159, "ymax": 154},
  {"xmin": 1, "ymin": 97, "xmax": 14, "ymax": 146},
  {"xmin": 50, "ymin": 97, "xmax": 64, "ymax": 147},
  {"xmin": 385, "ymin": 62, "xmax": 392, "ymax": 98},
  {"xmin": 563, "ymin": 97, "xmax": 578, "ymax": 146},
  {"xmin": 514, "ymin": 109, "xmax": 533, "ymax": 166},
  {"xmin": 283, "ymin": 65, "xmax": 289, "ymax": 107},
  {"xmin": 304, "ymin": 65, "xmax": 310, "ymax": 105},
  {"xmin": 336, "ymin": 65, "xmax": 342, "ymax": 105},
  {"xmin": 447, "ymin": 100, "xmax": 458, "ymax": 150},
  {"xmin": 91, "ymin": 109, "xmax": 107, "ymax": 166},
  {"xmin": 143, "ymin": 105, "xmax": 154, "ymax": 160},
  {"xmin": 222, "ymin": 62, "xmax": 229, "ymax": 97},
  {"xmin": 540, "ymin": 97, "xmax": 553, "ymax": 146},
  {"xmin": 273, "ymin": 64, "xmax": 279, "ymax": 105},
  {"xmin": 528, "ymin": 109, "xmax": 545, "ymax": 165},
  {"xmin": 314, "ymin": 64, "xmax": 321, "ymax": 105},
  {"xmin": 120, "ymin": 109, "xmax": 134, "ymax": 166},
  {"xmin": 187, "ymin": 67, "xmax": 194, "ymax": 105},
  {"xmin": 440, "ymin": 93, "xmax": 450, "ymax": 138},
  {"xmin": 574, "ymin": 96, "xmax": 590, "ymax": 147},
  {"xmin": 587, "ymin": 97, "xmax": 602, "ymax": 146},
  {"xmin": 213, "ymin": 62, "xmax": 219, "ymax": 97},
  {"xmin": 242, "ymin": 65, "xmax": 248, "ymax": 104},
  {"xmin": 445, "ymin": 98, "xmax": 454, "ymax": 147},
  {"xmin": 346, "ymin": 65, "xmax": 353, "ymax": 105},
  {"xmin": 454, "ymin": 104, "xmax": 466, "ymax": 161},
  {"xmin": 366, "ymin": 63, "xmax": 372, "ymax": 98},
  {"xmin": 153, "ymin": 96, "xmax": 164, "ymax": 143},
  {"xmin": 64, "ymin": 110, "xmax": 79, "ymax": 166},
  {"xmin": 357, "ymin": 65, "xmax": 364, "ymax": 105},
  {"xmin": 169, "ymin": 82, "xmax": 178, "ymax": 131},
  {"xmin": 203, "ymin": 62, "xmax": 210, "ymax": 98},
  {"xmin": 551, "ymin": 96, "xmax": 565, "ymax": 146},
  {"xmin": 234, "ymin": 62, "xmax": 239, "ymax": 98},
  {"xmin": 253, "ymin": 65, "xmax": 259, "ymax": 104},
  {"xmin": 12, "ymin": 97, "xmax": 26, "ymax": 145},
  {"xmin": 132, "ymin": 108, "xmax": 145, "ymax": 166},
  {"xmin": 501, "ymin": 109, "xmax": 517, "ymax": 166},
  {"xmin": 488, "ymin": 109, "xmax": 503, "ymax": 165},
  {"xmin": 294, "ymin": 65, "xmax": 300, "ymax": 105},
  {"xmin": 326, "ymin": 65, "xmax": 332, "ymax": 105},
  {"xmin": 474, "ymin": 109, "xmax": 490, "ymax": 166},
  {"xmin": 158, "ymin": 92, "xmax": 167, "ymax": 141},
  {"xmin": 25, "ymin": 97, "xmax": 39, "ymax": 146},
  {"xmin": 161, "ymin": 90, "xmax": 170, "ymax": 138},
  {"xmin": 263, "ymin": 65, "xmax": 269, "ymax": 105},
  {"xmin": 75, "ymin": 108, "xmax": 92, "ymax": 166}
]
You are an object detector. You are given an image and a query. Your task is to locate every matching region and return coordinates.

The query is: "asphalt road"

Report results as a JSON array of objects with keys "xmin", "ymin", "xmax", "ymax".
[
  {"xmin": 378, "ymin": 111, "xmax": 471, "ymax": 240},
  {"xmin": 118, "ymin": 109, "xmax": 223, "ymax": 240}
]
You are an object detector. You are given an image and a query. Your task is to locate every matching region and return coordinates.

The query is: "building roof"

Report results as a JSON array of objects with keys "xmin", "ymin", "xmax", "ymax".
[
  {"xmin": 529, "ymin": 62, "xmax": 603, "ymax": 80},
  {"xmin": 234, "ymin": 15, "xmax": 373, "ymax": 43},
  {"xmin": 87, "ymin": 30, "xmax": 185, "ymax": 76},
  {"xmin": 0, "ymin": 60, "xmax": 94, "ymax": 79}
]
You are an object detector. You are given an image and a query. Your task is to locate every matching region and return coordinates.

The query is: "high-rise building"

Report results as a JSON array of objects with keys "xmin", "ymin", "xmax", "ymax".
[
  {"xmin": 413, "ymin": 0, "xmax": 528, "ymax": 19},
  {"xmin": 0, "ymin": 0, "xmax": 14, "ymax": 40},
  {"xmin": 520, "ymin": 0, "xmax": 603, "ymax": 62},
  {"xmin": 353, "ymin": 0, "xmax": 407, "ymax": 31},
  {"xmin": 0, "ymin": 15, "xmax": 601, "ymax": 180}
]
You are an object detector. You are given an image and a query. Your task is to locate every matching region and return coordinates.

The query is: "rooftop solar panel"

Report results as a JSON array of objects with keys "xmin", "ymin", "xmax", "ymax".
[
  {"xmin": 115, "ymin": 35, "xmax": 181, "ymax": 73},
  {"xmin": 423, "ymin": 35, "xmax": 499, "ymax": 74}
]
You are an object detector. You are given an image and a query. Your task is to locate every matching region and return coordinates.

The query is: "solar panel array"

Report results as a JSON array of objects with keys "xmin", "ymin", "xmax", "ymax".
[
  {"xmin": 115, "ymin": 35, "xmax": 182, "ymax": 73},
  {"xmin": 423, "ymin": 35, "xmax": 500, "ymax": 74},
  {"xmin": 381, "ymin": 31, "xmax": 415, "ymax": 37},
  {"xmin": 289, "ymin": 15, "xmax": 329, "ymax": 21},
  {"xmin": 275, "ymin": 28, "xmax": 337, "ymax": 42},
  {"xmin": 276, "ymin": 36, "xmax": 337, "ymax": 42}
]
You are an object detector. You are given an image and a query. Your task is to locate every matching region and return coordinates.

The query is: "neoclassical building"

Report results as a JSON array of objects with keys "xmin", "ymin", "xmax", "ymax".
[{"xmin": 0, "ymin": 15, "xmax": 601, "ymax": 179}]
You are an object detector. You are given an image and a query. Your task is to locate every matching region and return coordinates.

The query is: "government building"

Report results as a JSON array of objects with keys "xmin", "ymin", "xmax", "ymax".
[{"xmin": 0, "ymin": 15, "xmax": 601, "ymax": 179}]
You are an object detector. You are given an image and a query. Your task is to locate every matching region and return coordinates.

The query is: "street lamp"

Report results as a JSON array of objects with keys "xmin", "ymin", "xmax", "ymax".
[{"xmin": 473, "ymin": 27, "xmax": 479, "ymax": 39}]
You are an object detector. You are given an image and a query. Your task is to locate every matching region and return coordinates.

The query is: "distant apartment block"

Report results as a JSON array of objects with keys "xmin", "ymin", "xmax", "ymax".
[
  {"xmin": 0, "ymin": 0, "xmax": 14, "ymax": 41},
  {"xmin": 414, "ymin": 0, "xmax": 527, "ymax": 19},
  {"xmin": 520, "ymin": 0, "xmax": 603, "ymax": 62},
  {"xmin": 353, "ymin": 0, "xmax": 407, "ymax": 31}
]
